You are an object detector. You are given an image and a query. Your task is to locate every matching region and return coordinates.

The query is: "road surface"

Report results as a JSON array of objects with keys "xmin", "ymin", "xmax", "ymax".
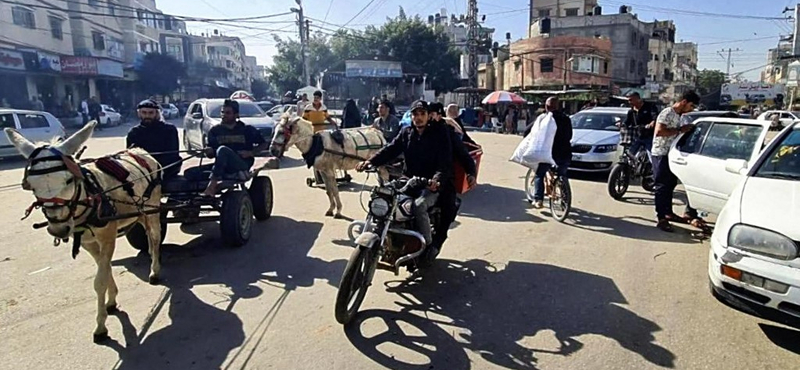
[{"xmin": 0, "ymin": 122, "xmax": 797, "ymax": 370}]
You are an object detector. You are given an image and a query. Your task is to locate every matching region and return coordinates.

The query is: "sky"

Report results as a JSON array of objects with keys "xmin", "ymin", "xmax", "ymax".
[{"xmin": 157, "ymin": 0, "xmax": 798, "ymax": 81}]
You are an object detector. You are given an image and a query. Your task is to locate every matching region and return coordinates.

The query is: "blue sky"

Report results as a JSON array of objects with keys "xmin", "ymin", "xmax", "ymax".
[{"xmin": 157, "ymin": 0, "xmax": 796, "ymax": 81}]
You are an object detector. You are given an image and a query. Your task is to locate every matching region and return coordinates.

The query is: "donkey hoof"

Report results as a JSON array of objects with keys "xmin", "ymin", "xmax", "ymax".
[
  {"xmin": 106, "ymin": 304, "xmax": 119, "ymax": 314},
  {"xmin": 93, "ymin": 332, "xmax": 110, "ymax": 344},
  {"xmin": 148, "ymin": 275, "xmax": 160, "ymax": 285},
  {"xmin": 333, "ymin": 213, "xmax": 344, "ymax": 219},
  {"xmin": 325, "ymin": 211, "xmax": 334, "ymax": 217}
]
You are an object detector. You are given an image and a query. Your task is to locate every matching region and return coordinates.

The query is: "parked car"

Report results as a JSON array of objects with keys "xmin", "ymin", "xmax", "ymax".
[
  {"xmin": 567, "ymin": 107, "xmax": 628, "ymax": 172},
  {"xmin": 160, "ymin": 103, "xmax": 180, "ymax": 119},
  {"xmin": 183, "ymin": 98, "xmax": 275, "ymax": 152},
  {"xmin": 682, "ymin": 111, "xmax": 740, "ymax": 124},
  {"xmin": 265, "ymin": 104, "xmax": 298, "ymax": 118},
  {"xmin": 0, "ymin": 109, "xmax": 66, "ymax": 159},
  {"xmin": 99, "ymin": 104, "xmax": 122, "ymax": 126},
  {"xmin": 678, "ymin": 120, "xmax": 800, "ymax": 326},
  {"xmin": 756, "ymin": 110, "xmax": 800, "ymax": 130},
  {"xmin": 255, "ymin": 100, "xmax": 275, "ymax": 112}
]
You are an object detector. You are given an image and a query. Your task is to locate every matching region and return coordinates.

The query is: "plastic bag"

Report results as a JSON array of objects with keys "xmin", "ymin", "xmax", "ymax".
[{"xmin": 509, "ymin": 113, "xmax": 556, "ymax": 168}]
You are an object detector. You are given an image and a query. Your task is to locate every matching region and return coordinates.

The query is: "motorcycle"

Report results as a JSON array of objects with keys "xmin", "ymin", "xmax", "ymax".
[
  {"xmin": 607, "ymin": 145, "xmax": 654, "ymax": 200},
  {"xmin": 336, "ymin": 166, "xmax": 444, "ymax": 325}
]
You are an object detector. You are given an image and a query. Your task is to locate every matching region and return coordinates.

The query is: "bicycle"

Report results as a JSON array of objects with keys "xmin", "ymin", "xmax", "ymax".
[
  {"xmin": 524, "ymin": 165, "xmax": 572, "ymax": 222},
  {"xmin": 607, "ymin": 144, "xmax": 654, "ymax": 200}
]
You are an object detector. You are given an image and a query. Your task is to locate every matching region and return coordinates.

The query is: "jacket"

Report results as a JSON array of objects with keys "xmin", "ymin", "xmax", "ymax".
[
  {"xmin": 369, "ymin": 123, "xmax": 453, "ymax": 184},
  {"xmin": 126, "ymin": 121, "xmax": 181, "ymax": 178}
]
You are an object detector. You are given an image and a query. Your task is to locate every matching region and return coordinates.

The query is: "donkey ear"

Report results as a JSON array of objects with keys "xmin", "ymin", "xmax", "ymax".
[
  {"xmin": 57, "ymin": 121, "xmax": 96, "ymax": 155},
  {"xmin": 4, "ymin": 128, "xmax": 36, "ymax": 158}
]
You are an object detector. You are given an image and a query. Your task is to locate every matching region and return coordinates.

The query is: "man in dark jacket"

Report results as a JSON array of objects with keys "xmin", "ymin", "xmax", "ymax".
[
  {"xmin": 623, "ymin": 92, "xmax": 656, "ymax": 160},
  {"xmin": 524, "ymin": 97, "xmax": 573, "ymax": 209},
  {"xmin": 126, "ymin": 99, "xmax": 181, "ymax": 180},
  {"xmin": 88, "ymin": 96, "xmax": 102, "ymax": 131},
  {"xmin": 357, "ymin": 100, "xmax": 453, "ymax": 255}
]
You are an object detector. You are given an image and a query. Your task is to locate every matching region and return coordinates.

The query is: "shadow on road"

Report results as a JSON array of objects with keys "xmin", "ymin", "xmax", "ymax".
[
  {"xmin": 275, "ymin": 156, "xmax": 307, "ymax": 170},
  {"xmin": 759, "ymin": 324, "xmax": 800, "ymax": 355},
  {"xmin": 106, "ymin": 216, "xmax": 346, "ymax": 368},
  {"xmin": 345, "ymin": 259, "xmax": 675, "ymax": 370},
  {"xmin": 565, "ymin": 209, "xmax": 700, "ymax": 243},
  {"xmin": 459, "ymin": 183, "xmax": 546, "ymax": 223}
]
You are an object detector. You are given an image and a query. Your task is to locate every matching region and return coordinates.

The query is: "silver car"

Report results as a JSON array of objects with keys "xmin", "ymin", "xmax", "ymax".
[
  {"xmin": 0, "ymin": 109, "xmax": 66, "ymax": 159},
  {"xmin": 182, "ymin": 99, "xmax": 275, "ymax": 151},
  {"xmin": 569, "ymin": 107, "xmax": 628, "ymax": 172}
]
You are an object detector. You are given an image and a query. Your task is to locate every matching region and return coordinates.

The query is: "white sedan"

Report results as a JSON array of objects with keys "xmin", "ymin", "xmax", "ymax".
[
  {"xmin": 99, "ymin": 104, "xmax": 121, "ymax": 126},
  {"xmin": 668, "ymin": 117, "xmax": 800, "ymax": 325},
  {"xmin": 568, "ymin": 107, "xmax": 628, "ymax": 172}
]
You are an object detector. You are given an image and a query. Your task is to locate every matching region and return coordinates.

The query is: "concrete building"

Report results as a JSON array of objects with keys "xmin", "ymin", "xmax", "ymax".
[
  {"xmin": 529, "ymin": 0, "xmax": 599, "ymax": 22},
  {"xmin": 761, "ymin": 43, "xmax": 792, "ymax": 84},
  {"xmin": 530, "ymin": 10, "xmax": 652, "ymax": 88},
  {"xmin": 244, "ymin": 55, "xmax": 257, "ymax": 85},
  {"xmin": 255, "ymin": 65, "xmax": 269, "ymax": 80},
  {"xmin": 482, "ymin": 35, "xmax": 612, "ymax": 91},
  {"xmin": 669, "ymin": 41, "xmax": 698, "ymax": 100},
  {"xmin": 425, "ymin": 8, "xmax": 494, "ymax": 80},
  {"xmin": 647, "ymin": 20, "xmax": 675, "ymax": 83}
]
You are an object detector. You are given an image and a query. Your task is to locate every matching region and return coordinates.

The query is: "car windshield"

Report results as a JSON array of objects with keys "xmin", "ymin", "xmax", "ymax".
[
  {"xmin": 570, "ymin": 112, "xmax": 624, "ymax": 131},
  {"xmin": 754, "ymin": 127, "xmax": 800, "ymax": 181},
  {"xmin": 208, "ymin": 101, "xmax": 265, "ymax": 118}
]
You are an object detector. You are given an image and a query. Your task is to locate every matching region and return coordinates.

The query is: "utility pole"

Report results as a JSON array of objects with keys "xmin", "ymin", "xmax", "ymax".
[
  {"xmin": 292, "ymin": 0, "xmax": 311, "ymax": 86},
  {"xmin": 466, "ymin": 0, "xmax": 479, "ymax": 106},
  {"xmin": 717, "ymin": 48, "xmax": 741, "ymax": 80},
  {"xmin": 792, "ymin": 4, "xmax": 800, "ymax": 56}
]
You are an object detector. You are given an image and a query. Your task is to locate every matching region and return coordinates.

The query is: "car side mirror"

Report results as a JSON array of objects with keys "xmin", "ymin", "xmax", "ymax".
[
  {"xmin": 266, "ymin": 112, "xmax": 274, "ymax": 117},
  {"xmin": 191, "ymin": 112, "xmax": 203, "ymax": 119},
  {"xmin": 725, "ymin": 158, "xmax": 748, "ymax": 175}
]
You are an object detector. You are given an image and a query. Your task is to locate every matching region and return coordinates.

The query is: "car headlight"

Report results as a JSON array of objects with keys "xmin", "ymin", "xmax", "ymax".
[
  {"xmin": 369, "ymin": 197, "xmax": 390, "ymax": 217},
  {"xmin": 594, "ymin": 144, "xmax": 617, "ymax": 153},
  {"xmin": 728, "ymin": 224, "xmax": 799, "ymax": 260}
]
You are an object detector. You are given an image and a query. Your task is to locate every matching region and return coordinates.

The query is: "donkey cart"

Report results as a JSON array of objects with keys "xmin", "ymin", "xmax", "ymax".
[{"xmin": 126, "ymin": 157, "xmax": 275, "ymax": 250}]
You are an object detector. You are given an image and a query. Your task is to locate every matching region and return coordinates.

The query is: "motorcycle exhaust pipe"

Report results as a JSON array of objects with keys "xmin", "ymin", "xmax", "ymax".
[{"xmin": 390, "ymin": 228, "xmax": 427, "ymax": 275}]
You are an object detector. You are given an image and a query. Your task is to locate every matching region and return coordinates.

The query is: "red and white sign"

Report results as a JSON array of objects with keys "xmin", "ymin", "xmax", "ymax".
[
  {"xmin": 0, "ymin": 49, "xmax": 25, "ymax": 71},
  {"xmin": 230, "ymin": 90, "xmax": 255, "ymax": 101},
  {"xmin": 60, "ymin": 56, "xmax": 98, "ymax": 75}
]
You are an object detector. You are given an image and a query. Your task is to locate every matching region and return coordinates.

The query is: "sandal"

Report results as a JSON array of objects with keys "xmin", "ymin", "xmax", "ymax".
[
  {"xmin": 657, "ymin": 219, "xmax": 674, "ymax": 232},
  {"xmin": 688, "ymin": 218, "xmax": 713, "ymax": 235},
  {"xmin": 664, "ymin": 213, "xmax": 688, "ymax": 224}
]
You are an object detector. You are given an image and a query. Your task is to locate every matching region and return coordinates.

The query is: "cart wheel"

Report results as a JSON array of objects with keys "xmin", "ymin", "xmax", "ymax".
[
  {"xmin": 306, "ymin": 178, "xmax": 315, "ymax": 187},
  {"xmin": 249, "ymin": 176, "xmax": 274, "ymax": 221},
  {"xmin": 125, "ymin": 221, "xmax": 168, "ymax": 253},
  {"xmin": 219, "ymin": 190, "xmax": 253, "ymax": 248}
]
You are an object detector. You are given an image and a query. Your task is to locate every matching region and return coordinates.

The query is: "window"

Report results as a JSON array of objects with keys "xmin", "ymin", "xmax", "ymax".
[
  {"xmin": 0, "ymin": 114, "xmax": 15, "ymax": 129},
  {"xmin": 538, "ymin": 9, "xmax": 550, "ymax": 17},
  {"xmin": 629, "ymin": 58, "xmax": 635, "ymax": 73},
  {"xmin": 49, "ymin": 16, "xmax": 63, "ymax": 40},
  {"xmin": 565, "ymin": 8, "xmax": 579, "ymax": 16},
  {"xmin": 92, "ymin": 31, "xmax": 105, "ymax": 51},
  {"xmin": 108, "ymin": 3, "xmax": 115, "ymax": 16},
  {"xmin": 12, "ymin": 7, "xmax": 36, "ymax": 29},
  {"xmin": 603, "ymin": 60, "xmax": 608, "ymax": 74},
  {"xmin": 654, "ymin": 54, "xmax": 659, "ymax": 61},
  {"xmin": 540, "ymin": 58, "xmax": 554, "ymax": 73},
  {"xmin": 640, "ymin": 37, "xmax": 645, "ymax": 49},
  {"xmin": 677, "ymin": 121, "xmax": 712, "ymax": 154},
  {"xmin": 699, "ymin": 123, "xmax": 763, "ymax": 161},
  {"xmin": 18, "ymin": 114, "xmax": 50, "ymax": 129},
  {"xmin": 88, "ymin": 0, "xmax": 100, "ymax": 8},
  {"xmin": 631, "ymin": 31, "xmax": 636, "ymax": 45},
  {"xmin": 755, "ymin": 129, "xmax": 800, "ymax": 179},
  {"xmin": 638, "ymin": 61, "xmax": 644, "ymax": 75}
]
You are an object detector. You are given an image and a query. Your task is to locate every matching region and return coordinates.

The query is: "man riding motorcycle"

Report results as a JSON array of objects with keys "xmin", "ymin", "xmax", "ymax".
[
  {"xmin": 125, "ymin": 99, "xmax": 181, "ymax": 180},
  {"xmin": 356, "ymin": 100, "xmax": 453, "ymax": 264}
]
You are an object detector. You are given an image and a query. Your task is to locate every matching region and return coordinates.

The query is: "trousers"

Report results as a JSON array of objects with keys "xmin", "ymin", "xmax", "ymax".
[
  {"xmin": 211, "ymin": 146, "xmax": 251, "ymax": 179},
  {"xmin": 413, "ymin": 191, "xmax": 439, "ymax": 245}
]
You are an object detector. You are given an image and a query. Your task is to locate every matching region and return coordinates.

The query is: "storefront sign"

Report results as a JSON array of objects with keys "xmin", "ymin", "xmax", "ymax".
[
  {"xmin": 38, "ymin": 52, "xmax": 61, "ymax": 72},
  {"xmin": 61, "ymin": 56, "xmax": 97, "ymax": 75},
  {"xmin": 345, "ymin": 60, "xmax": 403, "ymax": 78},
  {"xmin": 0, "ymin": 49, "xmax": 25, "ymax": 71},
  {"xmin": 97, "ymin": 59, "xmax": 123, "ymax": 78}
]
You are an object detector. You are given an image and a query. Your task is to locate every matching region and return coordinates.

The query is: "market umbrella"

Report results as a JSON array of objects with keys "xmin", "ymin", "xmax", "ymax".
[{"xmin": 481, "ymin": 90, "xmax": 527, "ymax": 105}]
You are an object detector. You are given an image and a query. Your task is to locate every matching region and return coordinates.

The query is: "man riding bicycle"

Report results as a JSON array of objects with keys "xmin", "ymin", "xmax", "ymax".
[
  {"xmin": 356, "ymin": 100, "xmax": 453, "ymax": 264},
  {"xmin": 523, "ymin": 97, "xmax": 572, "ymax": 209}
]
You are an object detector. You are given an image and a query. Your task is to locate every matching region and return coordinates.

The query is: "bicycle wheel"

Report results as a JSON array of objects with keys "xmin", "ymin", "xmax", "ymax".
[
  {"xmin": 607, "ymin": 163, "xmax": 630, "ymax": 200},
  {"xmin": 549, "ymin": 176, "xmax": 572, "ymax": 222},
  {"xmin": 524, "ymin": 168, "xmax": 536, "ymax": 203}
]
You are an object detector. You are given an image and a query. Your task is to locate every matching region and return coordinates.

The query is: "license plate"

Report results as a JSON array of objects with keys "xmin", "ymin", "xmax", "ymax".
[{"xmin": 572, "ymin": 155, "xmax": 581, "ymax": 161}]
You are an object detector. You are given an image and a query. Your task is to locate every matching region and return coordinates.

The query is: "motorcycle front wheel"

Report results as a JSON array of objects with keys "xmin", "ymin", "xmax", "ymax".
[
  {"xmin": 334, "ymin": 244, "xmax": 375, "ymax": 325},
  {"xmin": 607, "ymin": 163, "xmax": 630, "ymax": 200}
]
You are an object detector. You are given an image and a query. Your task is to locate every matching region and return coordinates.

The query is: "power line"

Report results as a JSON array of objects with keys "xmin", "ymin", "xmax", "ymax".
[
  {"xmin": 697, "ymin": 35, "xmax": 779, "ymax": 46},
  {"xmin": 341, "ymin": 0, "xmax": 377, "ymax": 29},
  {"xmin": 603, "ymin": 0, "xmax": 789, "ymax": 21},
  {"xmin": 323, "ymin": 0, "xmax": 334, "ymax": 22}
]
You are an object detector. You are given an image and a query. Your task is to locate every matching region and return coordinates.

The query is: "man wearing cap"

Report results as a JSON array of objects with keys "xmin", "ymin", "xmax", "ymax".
[
  {"xmin": 356, "ymin": 100, "xmax": 453, "ymax": 262},
  {"xmin": 126, "ymin": 99, "xmax": 181, "ymax": 180},
  {"xmin": 202, "ymin": 99, "xmax": 268, "ymax": 196}
]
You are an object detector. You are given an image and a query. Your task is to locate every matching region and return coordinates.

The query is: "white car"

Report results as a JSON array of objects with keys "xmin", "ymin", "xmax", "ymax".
[
  {"xmin": 756, "ymin": 110, "xmax": 800, "ymax": 129},
  {"xmin": 99, "ymin": 104, "xmax": 121, "ymax": 126},
  {"xmin": 568, "ymin": 107, "xmax": 628, "ymax": 172},
  {"xmin": 160, "ymin": 103, "xmax": 179, "ymax": 119},
  {"xmin": 668, "ymin": 117, "xmax": 800, "ymax": 324},
  {"xmin": 0, "ymin": 109, "xmax": 67, "ymax": 158}
]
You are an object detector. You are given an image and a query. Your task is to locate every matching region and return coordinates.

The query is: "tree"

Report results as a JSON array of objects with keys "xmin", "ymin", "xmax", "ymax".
[
  {"xmin": 136, "ymin": 52, "xmax": 186, "ymax": 96},
  {"xmin": 697, "ymin": 69, "xmax": 726, "ymax": 96},
  {"xmin": 268, "ymin": 33, "xmax": 337, "ymax": 94}
]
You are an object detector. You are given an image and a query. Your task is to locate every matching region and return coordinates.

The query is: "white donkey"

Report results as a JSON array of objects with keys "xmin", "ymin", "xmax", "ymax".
[
  {"xmin": 270, "ymin": 114, "xmax": 389, "ymax": 218},
  {"xmin": 5, "ymin": 122, "xmax": 163, "ymax": 343}
]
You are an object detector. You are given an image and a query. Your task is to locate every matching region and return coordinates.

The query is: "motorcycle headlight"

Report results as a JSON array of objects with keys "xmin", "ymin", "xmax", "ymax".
[
  {"xmin": 369, "ymin": 197, "xmax": 390, "ymax": 218},
  {"xmin": 728, "ymin": 224, "xmax": 799, "ymax": 260},
  {"xmin": 594, "ymin": 144, "xmax": 618, "ymax": 153}
]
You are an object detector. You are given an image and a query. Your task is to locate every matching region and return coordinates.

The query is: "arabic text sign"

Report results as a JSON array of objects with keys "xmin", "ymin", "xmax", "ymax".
[
  {"xmin": 60, "ymin": 56, "xmax": 98, "ymax": 75},
  {"xmin": 0, "ymin": 49, "xmax": 25, "ymax": 71},
  {"xmin": 345, "ymin": 60, "xmax": 403, "ymax": 78},
  {"xmin": 720, "ymin": 82, "xmax": 785, "ymax": 106}
]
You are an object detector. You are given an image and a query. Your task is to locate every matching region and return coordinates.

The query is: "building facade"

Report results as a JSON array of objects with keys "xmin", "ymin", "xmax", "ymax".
[
  {"xmin": 529, "ymin": 0, "xmax": 599, "ymax": 23},
  {"xmin": 647, "ymin": 20, "xmax": 675, "ymax": 83},
  {"xmin": 530, "ymin": 11, "xmax": 651, "ymax": 88},
  {"xmin": 669, "ymin": 42, "xmax": 698, "ymax": 100},
  {"xmin": 761, "ymin": 43, "xmax": 792, "ymax": 84}
]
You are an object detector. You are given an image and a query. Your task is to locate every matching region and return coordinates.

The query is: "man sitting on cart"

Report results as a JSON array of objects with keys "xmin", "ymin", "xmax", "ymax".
[
  {"xmin": 201, "ymin": 99, "xmax": 268, "ymax": 196},
  {"xmin": 126, "ymin": 99, "xmax": 181, "ymax": 180}
]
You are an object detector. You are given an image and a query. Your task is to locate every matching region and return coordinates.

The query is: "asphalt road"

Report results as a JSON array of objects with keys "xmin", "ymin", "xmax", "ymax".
[{"xmin": 0, "ymin": 121, "xmax": 797, "ymax": 370}]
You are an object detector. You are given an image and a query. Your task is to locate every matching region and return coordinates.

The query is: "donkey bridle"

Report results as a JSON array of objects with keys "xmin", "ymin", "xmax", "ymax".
[{"xmin": 22, "ymin": 146, "xmax": 97, "ymax": 224}]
